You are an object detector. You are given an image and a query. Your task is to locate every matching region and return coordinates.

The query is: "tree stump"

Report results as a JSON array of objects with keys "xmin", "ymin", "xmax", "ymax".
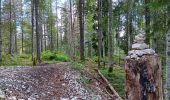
[{"xmin": 125, "ymin": 31, "xmax": 163, "ymax": 100}]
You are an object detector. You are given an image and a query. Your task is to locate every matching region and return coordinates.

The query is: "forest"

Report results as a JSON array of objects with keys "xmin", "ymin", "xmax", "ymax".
[{"xmin": 0, "ymin": 0, "xmax": 169, "ymax": 100}]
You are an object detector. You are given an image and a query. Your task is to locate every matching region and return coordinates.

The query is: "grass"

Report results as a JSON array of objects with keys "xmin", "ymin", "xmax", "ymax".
[
  {"xmin": 69, "ymin": 59, "xmax": 125, "ymax": 98},
  {"xmin": 100, "ymin": 65, "xmax": 125, "ymax": 98},
  {"xmin": 41, "ymin": 50, "xmax": 70, "ymax": 62},
  {"xmin": 1, "ymin": 54, "xmax": 32, "ymax": 66},
  {"xmin": 0, "ymin": 51, "xmax": 70, "ymax": 67},
  {"xmin": 70, "ymin": 61, "xmax": 83, "ymax": 71}
]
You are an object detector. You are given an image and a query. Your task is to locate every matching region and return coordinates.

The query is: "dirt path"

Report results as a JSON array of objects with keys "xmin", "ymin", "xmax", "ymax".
[{"xmin": 0, "ymin": 62, "xmax": 113, "ymax": 100}]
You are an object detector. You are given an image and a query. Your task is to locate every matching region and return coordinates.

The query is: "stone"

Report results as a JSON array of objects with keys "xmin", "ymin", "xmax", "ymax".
[
  {"xmin": 130, "ymin": 54, "xmax": 138, "ymax": 59},
  {"xmin": 134, "ymin": 32, "xmax": 146, "ymax": 43},
  {"xmin": 142, "ymin": 49, "xmax": 155, "ymax": 55},
  {"xmin": 8, "ymin": 96, "xmax": 17, "ymax": 100},
  {"xmin": 127, "ymin": 49, "xmax": 156, "ymax": 59},
  {"xmin": 132, "ymin": 43, "xmax": 149, "ymax": 50}
]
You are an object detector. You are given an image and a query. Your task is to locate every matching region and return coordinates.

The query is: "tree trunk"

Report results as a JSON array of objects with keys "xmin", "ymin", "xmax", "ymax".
[
  {"xmin": 9, "ymin": 0, "xmax": 12, "ymax": 55},
  {"xmin": 166, "ymin": 29, "xmax": 170, "ymax": 100},
  {"xmin": 69, "ymin": 0, "xmax": 73, "ymax": 57},
  {"xmin": 35, "ymin": 0, "xmax": 41, "ymax": 62},
  {"xmin": 145, "ymin": 0, "xmax": 150, "ymax": 45},
  {"xmin": 31, "ymin": 0, "xmax": 35, "ymax": 61},
  {"xmin": 125, "ymin": 54, "xmax": 163, "ymax": 100},
  {"xmin": 0, "ymin": 0, "xmax": 2, "ymax": 62},
  {"xmin": 21, "ymin": 1, "xmax": 24, "ymax": 53},
  {"xmin": 108, "ymin": 0, "xmax": 114, "ymax": 72},
  {"xmin": 56, "ymin": 0, "xmax": 59, "ymax": 52},
  {"xmin": 166, "ymin": 3, "xmax": 170, "ymax": 99},
  {"xmin": 14, "ymin": 11, "xmax": 17, "ymax": 54},
  {"xmin": 97, "ymin": 0, "xmax": 102, "ymax": 67},
  {"xmin": 79, "ymin": 0, "xmax": 85, "ymax": 60}
]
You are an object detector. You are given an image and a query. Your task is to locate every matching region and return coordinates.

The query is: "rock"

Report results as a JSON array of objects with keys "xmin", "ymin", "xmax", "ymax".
[
  {"xmin": 132, "ymin": 43, "xmax": 149, "ymax": 50},
  {"xmin": 8, "ymin": 96, "xmax": 17, "ymax": 100},
  {"xmin": 127, "ymin": 49, "xmax": 156, "ymax": 59},
  {"xmin": 61, "ymin": 98, "xmax": 69, "ymax": 100},
  {"xmin": 130, "ymin": 54, "xmax": 138, "ymax": 59},
  {"xmin": 134, "ymin": 32, "xmax": 146, "ymax": 43},
  {"xmin": 142, "ymin": 49, "xmax": 155, "ymax": 55}
]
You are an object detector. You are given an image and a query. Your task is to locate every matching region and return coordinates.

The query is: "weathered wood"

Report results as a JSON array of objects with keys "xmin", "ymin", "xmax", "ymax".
[
  {"xmin": 125, "ymin": 55, "xmax": 163, "ymax": 100},
  {"xmin": 97, "ymin": 70, "xmax": 123, "ymax": 100}
]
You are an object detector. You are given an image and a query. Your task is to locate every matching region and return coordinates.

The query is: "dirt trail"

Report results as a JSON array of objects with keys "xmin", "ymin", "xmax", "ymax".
[{"xmin": 0, "ymin": 62, "xmax": 113, "ymax": 100}]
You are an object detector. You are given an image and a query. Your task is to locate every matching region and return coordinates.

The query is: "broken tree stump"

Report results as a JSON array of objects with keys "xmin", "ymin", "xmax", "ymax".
[{"xmin": 125, "ymin": 31, "xmax": 163, "ymax": 100}]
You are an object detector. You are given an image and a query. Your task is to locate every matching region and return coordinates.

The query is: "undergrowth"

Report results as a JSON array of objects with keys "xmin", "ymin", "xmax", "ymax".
[
  {"xmin": 41, "ymin": 50, "xmax": 70, "ymax": 62},
  {"xmin": 1, "ymin": 54, "xmax": 32, "ymax": 66},
  {"xmin": 100, "ymin": 65, "xmax": 125, "ymax": 98}
]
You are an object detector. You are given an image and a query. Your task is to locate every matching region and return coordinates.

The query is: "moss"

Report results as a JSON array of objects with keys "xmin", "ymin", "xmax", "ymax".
[{"xmin": 100, "ymin": 65, "xmax": 125, "ymax": 97}]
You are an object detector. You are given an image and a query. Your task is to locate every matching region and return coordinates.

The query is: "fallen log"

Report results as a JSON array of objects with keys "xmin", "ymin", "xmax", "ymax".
[{"xmin": 97, "ymin": 70, "xmax": 123, "ymax": 100}]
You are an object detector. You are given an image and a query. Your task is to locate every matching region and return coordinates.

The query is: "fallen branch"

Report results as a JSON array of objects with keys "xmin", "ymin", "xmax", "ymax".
[{"xmin": 97, "ymin": 70, "xmax": 123, "ymax": 100}]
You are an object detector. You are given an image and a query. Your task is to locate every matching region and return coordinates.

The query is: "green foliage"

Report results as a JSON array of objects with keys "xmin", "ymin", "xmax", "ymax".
[
  {"xmin": 70, "ymin": 62, "xmax": 83, "ymax": 71},
  {"xmin": 100, "ymin": 65, "xmax": 125, "ymax": 97},
  {"xmin": 41, "ymin": 51, "xmax": 70, "ymax": 62},
  {"xmin": 1, "ymin": 54, "xmax": 32, "ymax": 66}
]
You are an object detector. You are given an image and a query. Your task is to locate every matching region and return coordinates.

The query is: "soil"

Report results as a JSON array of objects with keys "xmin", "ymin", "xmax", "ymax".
[{"xmin": 0, "ymin": 62, "xmax": 114, "ymax": 100}]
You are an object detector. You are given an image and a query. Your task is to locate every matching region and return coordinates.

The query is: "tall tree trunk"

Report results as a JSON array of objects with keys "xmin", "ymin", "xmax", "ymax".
[
  {"xmin": 97, "ymin": 0, "xmax": 102, "ymax": 67},
  {"xmin": 166, "ymin": 4, "xmax": 170, "ymax": 100},
  {"xmin": 14, "ymin": 11, "xmax": 17, "ymax": 54},
  {"xmin": 126, "ymin": 0, "xmax": 134, "ymax": 53},
  {"xmin": 56, "ymin": 0, "xmax": 59, "ymax": 52},
  {"xmin": 9, "ymin": 0, "xmax": 12, "ymax": 55},
  {"xmin": 79, "ymin": 0, "xmax": 85, "ymax": 60},
  {"xmin": 50, "ymin": 1, "xmax": 53, "ymax": 52},
  {"xmin": 35, "ymin": 0, "xmax": 41, "ymax": 62},
  {"xmin": 31, "ymin": 0, "xmax": 35, "ymax": 61},
  {"xmin": 145, "ymin": 0, "xmax": 150, "ymax": 45},
  {"xmin": 108, "ymin": 0, "xmax": 113, "ymax": 72},
  {"xmin": 0, "ymin": 0, "xmax": 2, "ymax": 62},
  {"xmin": 21, "ymin": 1, "xmax": 24, "ymax": 53},
  {"xmin": 69, "ymin": 0, "xmax": 73, "ymax": 57}
]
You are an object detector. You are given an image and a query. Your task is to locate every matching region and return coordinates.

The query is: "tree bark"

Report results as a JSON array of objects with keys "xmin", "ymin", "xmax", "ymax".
[
  {"xmin": 21, "ymin": 1, "xmax": 24, "ymax": 53},
  {"xmin": 166, "ymin": 29, "xmax": 170, "ymax": 100},
  {"xmin": 97, "ymin": 0, "xmax": 102, "ymax": 67},
  {"xmin": 166, "ymin": 2, "xmax": 170, "ymax": 99},
  {"xmin": 56, "ymin": 0, "xmax": 59, "ymax": 52},
  {"xmin": 125, "ymin": 55, "xmax": 163, "ymax": 100},
  {"xmin": 79, "ymin": 0, "xmax": 85, "ymax": 60},
  {"xmin": 35, "ymin": 0, "xmax": 41, "ymax": 62},
  {"xmin": 145, "ymin": 0, "xmax": 150, "ymax": 45},
  {"xmin": 9, "ymin": 0, "xmax": 12, "ymax": 55},
  {"xmin": 31, "ymin": 0, "xmax": 35, "ymax": 61},
  {"xmin": 0, "ymin": 0, "xmax": 2, "ymax": 62},
  {"xmin": 108, "ymin": 0, "xmax": 114, "ymax": 72}
]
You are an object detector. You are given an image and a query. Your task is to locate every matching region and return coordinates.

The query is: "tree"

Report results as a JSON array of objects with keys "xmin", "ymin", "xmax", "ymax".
[
  {"xmin": 31, "ymin": 0, "xmax": 35, "ymax": 61},
  {"xmin": 9, "ymin": 0, "xmax": 12, "ymax": 55},
  {"xmin": 0, "ymin": 0, "xmax": 2, "ymax": 62},
  {"xmin": 79, "ymin": 0, "xmax": 85, "ymax": 60},
  {"xmin": 35, "ymin": 0, "xmax": 41, "ymax": 62},
  {"xmin": 166, "ymin": 3, "xmax": 170, "ymax": 100},
  {"xmin": 145, "ymin": 0, "xmax": 150, "ymax": 45},
  {"xmin": 97, "ymin": 0, "xmax": 102, "ymax": 67},
  {"xmin": 108, "ymin": 0, "xmax": 113, "ymax": 72}
]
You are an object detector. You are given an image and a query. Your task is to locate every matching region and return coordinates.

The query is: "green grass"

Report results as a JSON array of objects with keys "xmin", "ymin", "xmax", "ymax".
[
  {"xmin": 41, "ymin": 50, "xmax": 70, "ymax": 62},
  {"xmin": 70, "ymin": 62, "xmax": 83, "ymax": 71},
  {"xmin": 1, "ymin": 54, "xmax": 32, "ymax": 66},
  {"xmin": 100, "ymin": 65, "xmax": 125, "ymax": 97}
]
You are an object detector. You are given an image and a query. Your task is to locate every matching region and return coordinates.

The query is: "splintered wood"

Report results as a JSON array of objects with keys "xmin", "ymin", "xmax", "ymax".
[{"xmin": 125, "ymin": 53, "xmax": 163, "ymax": 100}]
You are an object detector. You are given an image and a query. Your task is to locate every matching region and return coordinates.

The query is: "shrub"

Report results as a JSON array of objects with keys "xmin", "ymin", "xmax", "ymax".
[{"xmin": 41, "ymin": 51, "xmax": 70, "ymax": 62}]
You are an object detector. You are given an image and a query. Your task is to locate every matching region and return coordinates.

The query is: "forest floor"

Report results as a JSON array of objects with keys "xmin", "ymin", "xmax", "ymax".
[{"xmin": 0, "ymin": 62, "xmax": 116, "ymax": 100}]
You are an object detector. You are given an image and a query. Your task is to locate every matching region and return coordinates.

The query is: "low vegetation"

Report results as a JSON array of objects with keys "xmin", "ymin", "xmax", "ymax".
[{"xmin": 41, "ymin": 51, "xmax": 70, "ymax": 62}]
